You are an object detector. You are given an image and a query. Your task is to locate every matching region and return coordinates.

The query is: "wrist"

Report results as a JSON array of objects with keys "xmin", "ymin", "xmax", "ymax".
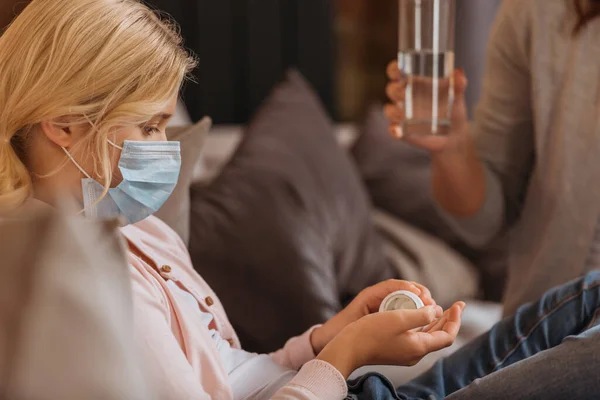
[
  {"xmin": 311, "ymin": 308, "xmax": 354, "ymax": 354},
  {"xmin": 431, "ymin": 136, "xmax": 471, "ymax": 163},
  {"xmin": 316, "ymin": 333, "xmax": 359, "ymax": 379},
  {"xmin": 310, "ymin": 326, "xmax": 329, "ymax": 355},
  {"xmin": 431, "ymin": 136, "xmax": 485, "ymax": 217}
]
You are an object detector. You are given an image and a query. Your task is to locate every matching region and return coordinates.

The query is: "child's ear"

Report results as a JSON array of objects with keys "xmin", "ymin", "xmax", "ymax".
[{"xmin": 39, "ymin": 120, "xmax": 74, "ymax": 148}]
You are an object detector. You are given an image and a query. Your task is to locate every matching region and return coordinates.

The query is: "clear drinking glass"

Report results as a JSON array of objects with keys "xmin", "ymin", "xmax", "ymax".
[{"xmin": 398, "ymin": 0, "xmax": 456, "ymax": 136}]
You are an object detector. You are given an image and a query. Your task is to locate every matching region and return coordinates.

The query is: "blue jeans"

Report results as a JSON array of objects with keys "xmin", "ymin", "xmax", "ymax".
[{"xmin": 347, "ymin": 271, "xmax": 600, "ymax": 400}]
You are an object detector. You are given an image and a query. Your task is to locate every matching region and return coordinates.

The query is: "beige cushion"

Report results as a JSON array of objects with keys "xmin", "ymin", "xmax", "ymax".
[
  {"xmin": 155, "ymin": 117, "xmax": 211, "ymax": 245},
  {"xmin": 0, "ymin": 208, "xmax": 153, "ymax": 400},
  {"xmin": 373, "ymin": 209, "xmax": 478, "ymax": 308}
]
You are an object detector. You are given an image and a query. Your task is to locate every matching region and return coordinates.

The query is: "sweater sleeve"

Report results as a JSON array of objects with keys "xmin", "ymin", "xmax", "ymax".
[
  {"xmin": 272, "ymin": 360, "xmax": 348, "ymax": 400},
  {"xmin": 436, "ymin": 0, "xmax": 535, "ymax": 248},
  {"xmin": 269, "ymin": 325, "xmax": 321, "ymax": 371},
  {"xmin": 269, "ymin": 327, "xmax": 348, "ymax": 399}
]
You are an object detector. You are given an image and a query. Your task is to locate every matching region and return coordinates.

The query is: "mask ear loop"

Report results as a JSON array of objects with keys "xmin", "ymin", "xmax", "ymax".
[
  {"xmin": 61, "ymin": 147, "xmax": 92, "ymax": 179},
  {"xmin": 60, "ymin": 147, "xmax": 93, "ymax": 216},
  {"xmin": 107, "ymin": 139, "xmax": 123, "ymax": 150}
]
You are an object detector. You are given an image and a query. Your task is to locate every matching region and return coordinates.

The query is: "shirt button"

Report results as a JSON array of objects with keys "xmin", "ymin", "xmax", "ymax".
[
  {"xmin": 227, "ymin": 338, "xmax": 235, "ymax": 346},
  {"xmin": 205, "ymin": 296, "xmax": 214, "ymax": 306},
  {"xmin": 160, "ymin": 265, "xmax": 172, "ymax": 273}
]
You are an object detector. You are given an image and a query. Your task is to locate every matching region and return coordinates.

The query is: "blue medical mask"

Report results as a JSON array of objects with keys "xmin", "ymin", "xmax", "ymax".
[{"xmin": 62, "ymin": 140, "xmax": 181, "ymax": 225}]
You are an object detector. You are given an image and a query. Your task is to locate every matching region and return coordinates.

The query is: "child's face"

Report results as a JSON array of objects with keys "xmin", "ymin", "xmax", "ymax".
[
  {"xmin": 103, "ymin": 97, "xmax": 177, "ymax": 187},
  {"xmin": 30, "ymin": 95, "xmax": 178, "ymax": 205}
]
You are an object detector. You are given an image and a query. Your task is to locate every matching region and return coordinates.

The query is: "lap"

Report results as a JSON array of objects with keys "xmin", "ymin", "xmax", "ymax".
[
  {"xmin": 348, "ymin": 313, "xmax": 600, "ymax": 400},
  {"xmin": 444, "ymin": 324, "xmax": 600, "ymax": 400},
  {"xmin": 346, "ymin": 373, "xmax": 402, "ymax": 400}
]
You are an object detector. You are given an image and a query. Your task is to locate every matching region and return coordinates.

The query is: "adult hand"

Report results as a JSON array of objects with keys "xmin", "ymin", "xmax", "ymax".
[
  {"xmin": 384, "ymin": 60, "xmax": 470, "ymax": 153},
  {"xmin": 384, "ymin": 61, "xmax": 487, "ymax": 217}
]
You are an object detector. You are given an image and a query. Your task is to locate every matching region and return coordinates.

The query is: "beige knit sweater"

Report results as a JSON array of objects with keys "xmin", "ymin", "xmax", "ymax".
[{"xmin": 441, "ymin": 0, "xmax": 600, "ymax": 316}]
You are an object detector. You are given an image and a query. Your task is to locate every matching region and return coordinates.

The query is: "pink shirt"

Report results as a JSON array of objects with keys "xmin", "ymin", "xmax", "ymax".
[{"xmin": 120, "ymin": 216, "xmax": 348, "ymax": 399}]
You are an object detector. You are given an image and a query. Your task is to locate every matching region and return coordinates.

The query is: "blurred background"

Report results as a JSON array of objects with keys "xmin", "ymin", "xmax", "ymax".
[
  {"xmin": 0, "ymin": 0, "xmax": 502, "ymax": 123},
  {"xmin": 147, "ymin": 0, "xmax": 502, "ymax": 124},
  {"xmin": 0, "ymin": 2, "xmax": 511, "ymax": 388}
]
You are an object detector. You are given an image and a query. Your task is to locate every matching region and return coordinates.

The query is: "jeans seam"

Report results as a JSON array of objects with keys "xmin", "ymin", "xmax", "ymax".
[
  {"xmin": 490, "ymin": 280, "xmax": 600, "ymax": 372},
  {"xmin": 584, "ymin": 307, "xmax": 600, "ymax": 331}
]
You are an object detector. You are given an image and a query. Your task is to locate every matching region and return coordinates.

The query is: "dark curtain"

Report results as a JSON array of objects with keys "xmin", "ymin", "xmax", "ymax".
[{"xmin": 147, "ymin": 0, "xmax": 335, "ymax": 124}]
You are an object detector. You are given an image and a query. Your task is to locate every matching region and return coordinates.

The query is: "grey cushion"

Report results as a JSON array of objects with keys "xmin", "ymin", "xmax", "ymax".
[
  {"xmin": 188, "ymin": 70, "xmax": 396, "ymax": 352},
  {"xmin": 0, "ymin": 207, "xmax": 153, "ymax": 400},
  {"xmin": 155, "ymin": 117, "xmax": 211, "ymax": 245},
  {"xmin": 351, "ymin": 107, "xmax": 507, "ymax": 301}
]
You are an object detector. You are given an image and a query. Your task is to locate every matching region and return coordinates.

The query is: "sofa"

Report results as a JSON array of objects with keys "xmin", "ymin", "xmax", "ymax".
[
  {"xmin": 0, "ymin": 72, "xmax": 505, "ymax": 398},
  {"xmin": 170, "ymin": 71, "xmax": 504, "ymax": 383}
]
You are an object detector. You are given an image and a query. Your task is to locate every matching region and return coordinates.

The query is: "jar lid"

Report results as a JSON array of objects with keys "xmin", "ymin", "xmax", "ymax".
[{"xmin": 379, "ymin": 290, "xmax": 424, "ymax": 312}]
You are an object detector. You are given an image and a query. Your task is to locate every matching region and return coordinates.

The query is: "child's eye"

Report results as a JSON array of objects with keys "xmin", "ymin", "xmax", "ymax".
[{"xmin": 143, "ymin": 126, "xmax": 161, "ymax": 136}]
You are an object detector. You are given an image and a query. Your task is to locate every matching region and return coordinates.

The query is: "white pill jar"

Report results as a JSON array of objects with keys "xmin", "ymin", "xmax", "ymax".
[{"xmin": 379, "ymin": 290, "xmax": 424, "ymax": 312}]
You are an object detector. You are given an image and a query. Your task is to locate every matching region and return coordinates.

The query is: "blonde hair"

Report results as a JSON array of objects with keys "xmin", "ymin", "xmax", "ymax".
[{"xmin": 0, "ymin": 0, "xmax": 196, "ymax": 210}]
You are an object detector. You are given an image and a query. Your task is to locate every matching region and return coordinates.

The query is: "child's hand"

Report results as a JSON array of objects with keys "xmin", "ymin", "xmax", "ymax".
[
  {"xmin": 310, "ymin": 280, "xmax": 440, "ymax": 354},
  {"xmin": 317, "ymin": 302, "xmax": 465, "ymax": 378}
]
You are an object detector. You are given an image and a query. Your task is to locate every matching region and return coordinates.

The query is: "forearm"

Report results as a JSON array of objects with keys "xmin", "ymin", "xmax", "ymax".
[
  {"xmin": 269, "ymin": 322, "xmax": 358, "ymax": 376},
  {"xmin": 429, "ymin": 132, "xmax": 507, "ymax": 248},
  {"xmin": 431, "ymin": 136, "xmax": 486, "ymax": 218},
  {"xmin": 316, "ymin": 336, "xmax": 358, "ymax": 379}
]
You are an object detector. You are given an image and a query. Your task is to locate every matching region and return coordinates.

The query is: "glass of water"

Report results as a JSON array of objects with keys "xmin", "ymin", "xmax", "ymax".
[{"xmin": 398, "ymin": 0, "xmax": 456, "ymax": 136}]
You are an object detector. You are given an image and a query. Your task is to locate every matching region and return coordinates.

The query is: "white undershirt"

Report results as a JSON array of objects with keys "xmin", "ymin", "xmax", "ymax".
[{"xmin": 165, "ymin": 280, "xmax": 296, "ymax": 400}]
